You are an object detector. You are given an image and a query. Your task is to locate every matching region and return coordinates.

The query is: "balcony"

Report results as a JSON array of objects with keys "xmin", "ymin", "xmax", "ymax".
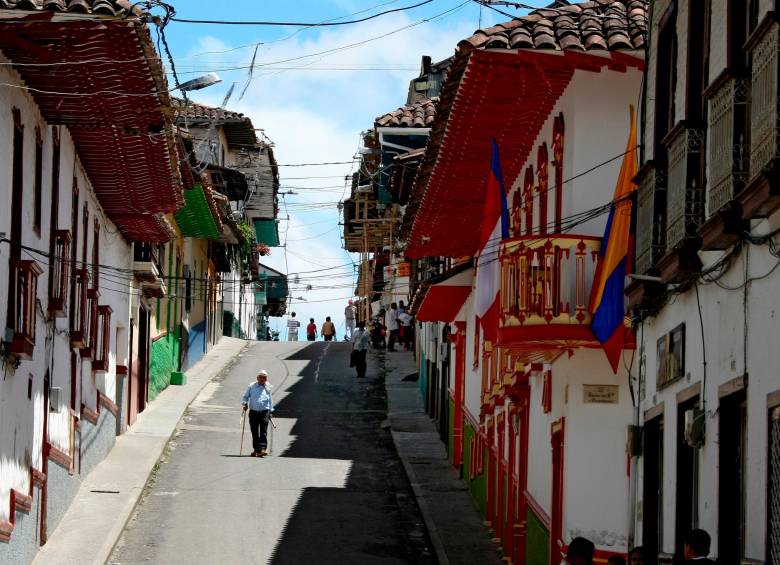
[
  {"xmin": 79, "ymin": 289, "xmax": 99, "ymax": 359},
  {"xmin": 6, "ymin": 259, "xmax": 43, "ymax": 360},
  {"xmin": 498, "ymin": 235, "xmax": 603, "ymax": 355},
  {"xmin": 48, "ymin": 230, "xmax": 71, "ymax": 318},
  {"xmin": 133, "ymin": 243, "xmax": 166, "ymax": 299},
  {"xmin": 91, "ymin": 305, "xmax": 112, "ymax": 373},
  {"xmin": 70, "ymin": 269, "xmax": 89, "ymax": 349},
  {"xmin": 657, "ymin": 124, "xmax": 705, "ymax": 282},
  {"xmin": 634, "ymin": 162, "xmax": 667, "ymax": 276},
  {"xmin": 699, "ymin": 74, "xmax": 750, "ymax": 250},
  {"xmin": 742, "ymin": 19, "xmax": 780, "ymax": 219}
]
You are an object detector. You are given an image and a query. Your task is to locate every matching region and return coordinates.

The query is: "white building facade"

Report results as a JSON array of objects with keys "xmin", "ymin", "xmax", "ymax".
[{"xmin": 631, "ymin": 0, "xmax": 780, "ymax": 561}]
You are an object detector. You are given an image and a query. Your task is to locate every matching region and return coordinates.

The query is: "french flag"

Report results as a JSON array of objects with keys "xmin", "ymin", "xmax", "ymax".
[
  {"xmin": 590, "ymin": 106, "xmax": 638, "ymax": 372},
  {"xmin": 475, "ymin": 139, "xmax": 510, "ymax": 343}
]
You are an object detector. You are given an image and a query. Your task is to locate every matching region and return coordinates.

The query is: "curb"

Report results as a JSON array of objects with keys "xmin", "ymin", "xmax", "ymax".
[
  {"xmin": 390, "ymin": 430, "xmax": 451, "ymax": 565},
  {"xmin": 380, "ymin": 352, "xmax": 450, "ymax": 565}
]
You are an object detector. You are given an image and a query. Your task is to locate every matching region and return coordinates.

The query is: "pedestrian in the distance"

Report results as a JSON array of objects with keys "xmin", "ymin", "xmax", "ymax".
[
  {"xmin": 321, "ymin": 316, "xmax": 336, "ymax": 341},
  {"xmin": 398, "ymin": 309, "xmax": 412, "ymax": 350},
  {"xmin": 344, "ymin": 299, "xmax": 356, "ymax": 339},
  {"xmin": 682, "ymin": 529, "xmax": 715, "ymax": 564},
  {"xmin": 287, "ymin": 312, "xmax": 300, "ymax": 341},
  {"xmin": 241, "ymin": 370, "xmax": 274, "ymax": 457},
  {"xmin": 351, "ymin": 321, "xmax": 370, "ymax": 378},
  {"xmin": 385, "ymin": 302, "xmax": 399, "ymax": 352},
  {"xmin": 563, "ymin": 537, "xmax": 595, "ymax": 565},
  {"xmin": 306, "ymin": 318, "xmax": 318, "ymax": 341}
]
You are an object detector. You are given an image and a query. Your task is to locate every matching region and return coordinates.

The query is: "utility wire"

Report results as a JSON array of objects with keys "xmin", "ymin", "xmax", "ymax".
[{"xmin": 170, "ymin": 0, "xmax": 436, "ymax": 26}]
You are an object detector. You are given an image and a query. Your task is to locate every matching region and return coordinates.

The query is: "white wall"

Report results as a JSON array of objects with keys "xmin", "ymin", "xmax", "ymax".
[{"xmin": 0, "ymin": 57, "xmax": 130, "ymax": 522}]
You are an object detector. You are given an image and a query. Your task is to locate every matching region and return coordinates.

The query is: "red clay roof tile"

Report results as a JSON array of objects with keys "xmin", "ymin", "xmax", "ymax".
[
  {"xmin": 0, "ymin": 0, "xmax": 140, "ymax": 15},
  {"xmin": 459, "ymin": 0, "xmax": 647, "ymax": 54},
  {"xmin": 375, "ymin": 97, "xmax": 438, "ymax": 129}
]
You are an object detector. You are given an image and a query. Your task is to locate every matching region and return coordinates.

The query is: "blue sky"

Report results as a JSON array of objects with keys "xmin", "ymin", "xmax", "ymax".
[{"xmin": 162, "ymin": 0, "xmax": 543, "ymax": 335}]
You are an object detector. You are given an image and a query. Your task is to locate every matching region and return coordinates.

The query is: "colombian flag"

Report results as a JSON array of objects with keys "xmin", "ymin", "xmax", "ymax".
[
  {"xmin": 590, "ymin": 106, "xmax": 638, "ymax": 373},
  {"xmin": 475, "ymin": 138, "xmax": 510, "ymax": 343}
]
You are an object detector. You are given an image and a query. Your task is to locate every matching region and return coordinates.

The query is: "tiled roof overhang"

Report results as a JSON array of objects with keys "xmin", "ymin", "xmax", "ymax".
[
  {"xmin": 0, "ymin": 0, "xmax": 140, "ymax": 16},
  {"xmin": 174, "ymin": 100, "xmax": 258, "ymax": 149},
  {"xmin": 403, "ymin": 0, "xmax": 647, "ymax": 258},
  {"xmin": 375, "ymin": 97, "xmax": 438, "ymax": 128},
  {"xmin": 0, "ymin": 11, "xmax": 183, "ymax": 242},
  {"xmin": 405, "ymin": 47, "xmax": 644, "ymax": 259}
]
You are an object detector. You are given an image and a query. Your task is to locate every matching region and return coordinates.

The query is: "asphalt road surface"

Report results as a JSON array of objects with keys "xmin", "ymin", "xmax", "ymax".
[{"xmin": 108, "ymin": 341, "xmax": 434, "ymax": 565}]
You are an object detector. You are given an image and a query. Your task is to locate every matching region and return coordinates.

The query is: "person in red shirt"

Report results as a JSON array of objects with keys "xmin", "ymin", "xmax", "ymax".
[{"xmin": 306, "ymin": 318, "xmax": 318, "ymax": 341}]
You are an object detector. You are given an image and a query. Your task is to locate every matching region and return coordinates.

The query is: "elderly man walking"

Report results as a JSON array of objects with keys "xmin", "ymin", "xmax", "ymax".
[{"xmin": 241, "ymin": 370, "xmax": 274, "ymax": 457}]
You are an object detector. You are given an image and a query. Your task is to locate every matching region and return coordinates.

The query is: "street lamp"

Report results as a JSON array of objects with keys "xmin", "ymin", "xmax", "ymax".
[{"xmin": 176, "ymin": 72, "xmax": 222, "ymax": 92}]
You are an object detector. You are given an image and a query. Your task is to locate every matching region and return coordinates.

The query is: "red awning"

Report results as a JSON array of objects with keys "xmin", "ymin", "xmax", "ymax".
[
  {"xmin": 406, "ymin": 48, "xmax": 643, "ymax": 259},
  {"xmin": 416, "ymin": 286, "xmax": 471, "ymax": 323}
]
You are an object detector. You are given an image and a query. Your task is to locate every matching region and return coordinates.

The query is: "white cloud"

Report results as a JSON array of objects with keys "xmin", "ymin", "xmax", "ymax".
[{"xmin": 183, "ymin": 11, "xmax": 480, "ymax": 331}]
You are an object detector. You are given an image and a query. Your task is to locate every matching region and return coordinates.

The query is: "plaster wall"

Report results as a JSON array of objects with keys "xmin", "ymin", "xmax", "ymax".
[
  {"xmin": 503, "ymin": 66, "xmax": 642, "ymax": 239},
  {"xmin": 635, "ymin": 211, "xmax": 780, "ymax": 559},
  {"xmin": 0, "ymin": 60, "xmax": 128, "ymax": 542},
  {"xmin": 222, "ymin": 268, "xmax": 256, "ymax": 339}
]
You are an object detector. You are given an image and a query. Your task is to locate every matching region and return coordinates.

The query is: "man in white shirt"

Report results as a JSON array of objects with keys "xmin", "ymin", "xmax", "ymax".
[
  {"xmin": 385, "ymin": 302, "xmax": 399, "ymax": 352},
  {"xmin": 241, "ymin": 370, "xmax": 274, "ymax": 457},
  {"xmin": 350, "ymin": 321, "xmax": 370, "ymax": 378},
  {"xmin": 286, "ymin": 312, "xmax": 300, "ymax": 341}
]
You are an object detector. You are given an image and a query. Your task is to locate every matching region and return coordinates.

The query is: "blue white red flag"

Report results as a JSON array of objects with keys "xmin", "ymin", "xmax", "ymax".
[{"xmin": 475, "ymin": 139, "xmax": 509, "ymax": 343}]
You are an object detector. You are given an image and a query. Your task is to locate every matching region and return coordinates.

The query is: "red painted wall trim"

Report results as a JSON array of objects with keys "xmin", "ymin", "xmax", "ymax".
[
  {"xmin": 0, "ymin": 520, "xmax": 13, "ymax": 542},
  {"xmin": 115, "ymin": 364, "xmax": 128, "ymax": 375},
  {"xmin": 81, "ymin": 402, "xmax": 99, "ymax": 425},
  {"xmin": 12, "ymin": 489, "xmax": 32, "ymax": 513},
  {"xmin": 524, "ymin": 489, "xmax": 552, "ymax": 530},
  {"xmin": 47, "ymin": 443, "xmax": 72, "ymax": 470},
  {"xmin": 31, "ymin": 467, "xmax": 46, "ymax": 486},
  {"xmin": 98, "ymin": 391, "xmax": 119, "ymax": 418}
]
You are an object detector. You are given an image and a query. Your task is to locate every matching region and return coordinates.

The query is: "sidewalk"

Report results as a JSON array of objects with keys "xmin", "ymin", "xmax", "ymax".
[
  {"xmin": 382, "ymin": 350, "xmax": 503, "ymax": 565},
  {"xmin": 32, "ymin": 337, "xmax": 248, "ymax": 565}
]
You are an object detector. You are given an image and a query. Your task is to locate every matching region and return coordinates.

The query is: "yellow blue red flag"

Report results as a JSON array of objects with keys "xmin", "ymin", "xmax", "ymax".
[{"xmin": 590, "ymin": 106, "xmax": 638, "ymax": 373}]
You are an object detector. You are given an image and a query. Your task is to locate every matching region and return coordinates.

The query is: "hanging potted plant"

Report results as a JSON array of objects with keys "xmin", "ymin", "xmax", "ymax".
[{"xmin": 256, "ymin": 243, "xmax": 271, "ymax": 256}]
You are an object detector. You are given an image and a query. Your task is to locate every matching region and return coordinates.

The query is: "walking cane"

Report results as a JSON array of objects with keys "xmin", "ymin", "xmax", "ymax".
[
  {"xmin": 269, "ymin": 415, "xmax": 277, "ymax": 454},
  {"xmin": 239, "ymin": 409, "xmax": 247, "ymax": 456}
]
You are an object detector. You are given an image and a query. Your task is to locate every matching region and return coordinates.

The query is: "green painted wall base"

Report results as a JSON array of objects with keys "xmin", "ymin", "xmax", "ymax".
[
  {"xmin": 170, "ymin": 371, "xmax": 186, "ymax": 386},
  {"xmin": 526, "ymin": 507, "xmax": 550, "ymax": 565},
  {"xmin": 150, "ymin": 333, "xmax": 181, "ymax": 400},
  {"xmin": 462, "ymin": 421, "xmax": 487, "ymax": 515}
]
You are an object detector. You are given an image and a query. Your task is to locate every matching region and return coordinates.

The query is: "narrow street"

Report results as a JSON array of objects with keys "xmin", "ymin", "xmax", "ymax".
[{"xmin": 108, "ymin": 342, "xmax": 434, "ymax": 565}]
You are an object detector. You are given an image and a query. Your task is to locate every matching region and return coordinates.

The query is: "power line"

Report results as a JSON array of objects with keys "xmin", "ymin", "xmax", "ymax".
[{"xmin": 169, "ymin": 0, "xmax": 436, "ymax": 26}]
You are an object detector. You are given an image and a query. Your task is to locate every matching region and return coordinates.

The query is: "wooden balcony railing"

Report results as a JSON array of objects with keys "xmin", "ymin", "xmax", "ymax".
[
  {"xmin": 92, "ymin": 305, "xmax": 112, "ymax": 372},
  {"xmin": 80, "ymin": 289, "xmax": 99, "ymax": 359},
  {"xmin": 664, "ymin": 124, "xmax": 705, "ymax": 251},
  {"xmin": 706, "ymin": 75, "xmax": 749, "ymax": 216},
  {"xmin": 70, "ymin": 269, "xmax": 89, "ymax": 349},
  {"xmin": 499, "ymin": 235, "xmax": 601, "ymax": 329},
  {"xmin": 635, "ymin": 162, "xmax": 667, "ymax": 275},
  {"xmin": 48, "ymin": 230, "xmax": 71, "ymax": 318},
  {"xmin": 7, "ymin": 259, "xmax": 43, "ymax": 360},
  {"xmin": 742, "ymin": 19, "xmax": 780, "ymax": 219},
  {"xmin": 749, "ymin": 21, "xmax": 779, "ymax": 180}
]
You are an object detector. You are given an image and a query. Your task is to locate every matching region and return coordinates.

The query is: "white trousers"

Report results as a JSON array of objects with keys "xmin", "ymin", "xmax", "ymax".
[
  {"xmin": 345, "ymin": 318, "xmax": 356, "ymax": 338},
  {"xmin": 288, "ymin": 331, "xmax": 298, "ymax": 341}
]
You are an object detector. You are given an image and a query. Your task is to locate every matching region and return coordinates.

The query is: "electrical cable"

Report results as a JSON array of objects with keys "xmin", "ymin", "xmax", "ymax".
[{"xmin": 169, "ymin": 0, "xmax": 436, "ymax": 26}]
